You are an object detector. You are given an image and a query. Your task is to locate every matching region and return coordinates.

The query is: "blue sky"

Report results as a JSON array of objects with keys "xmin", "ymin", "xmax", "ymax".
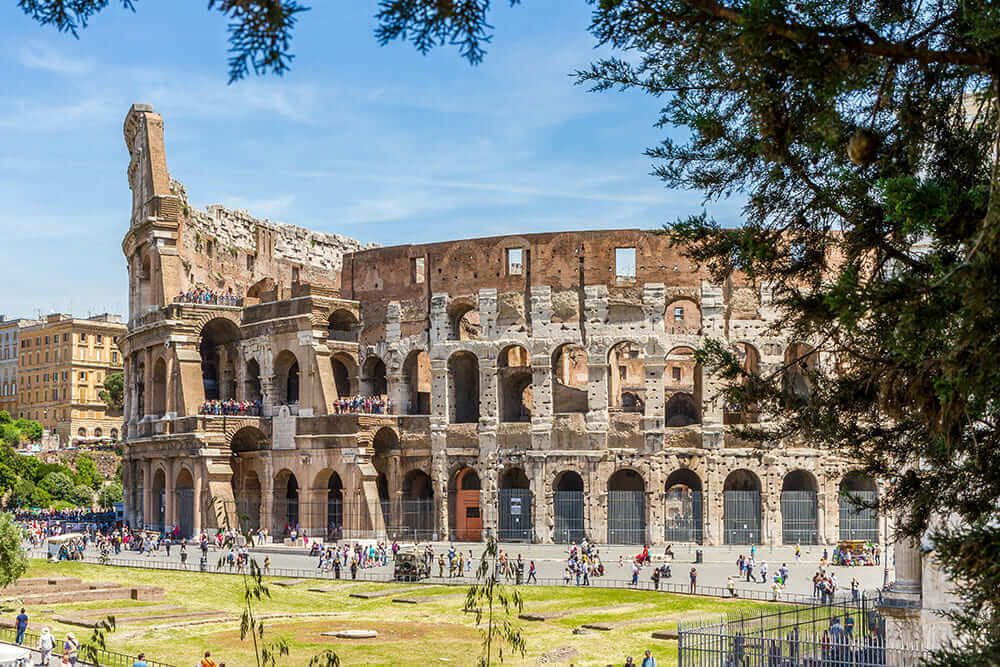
[{"xmin": 1, "ymin": 2, "xmax": 741, "ymax": 319}]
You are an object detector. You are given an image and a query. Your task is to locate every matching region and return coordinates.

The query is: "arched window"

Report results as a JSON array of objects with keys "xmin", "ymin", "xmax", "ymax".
[
  {"xmin": 328, "ymin": 309, "xmax": 359, "ymax": 342},
  {"xmin": 274, "ymin": 350, "xmax": 300, "ymax": 405},
  {"xmin": 608, "ymin": 342, "xmax": 644, "ymax": 411},
  {"xmin": 448, "ymin": 303, "xmax": 480, "ymax": 341},
  {"xmin": 199, "ymin": 318, "xmax": 240, "ymax": 401},
  {"xmin": 499, "ymin": 345, "xmax": 531, "ymax": 422},
  {"xmin": 781, "ymin": 470, "xmax": 819, "ymax": 544},
  {"xmin": 448, "ymin": 352, "xmax": 480, "ymax": 423},
  {"xmin": 551, "ymin": 344, "xmax": 588, "ymax": 413}
]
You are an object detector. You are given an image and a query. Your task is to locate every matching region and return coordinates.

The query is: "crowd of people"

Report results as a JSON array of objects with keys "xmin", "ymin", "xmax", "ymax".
[
  {"xmin": 198, "ymin": 399, "xmax": 262, "ymax": 416},
  {"xmin": 564, "ymin": 539, "xmax": 608, "ymax": 586},
  {"xmin": 332, "ymin": 395, "xmax": 391, "ymax": 414},
  {"xmin": 175, "ymin": 290, "xmax": 243, "ymax": 306}
]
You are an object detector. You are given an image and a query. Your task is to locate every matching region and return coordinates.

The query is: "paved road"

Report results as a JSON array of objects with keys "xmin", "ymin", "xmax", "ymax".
[{"xmin": 37, "ymin": 540, "xmax": 893, "ymax": 600}]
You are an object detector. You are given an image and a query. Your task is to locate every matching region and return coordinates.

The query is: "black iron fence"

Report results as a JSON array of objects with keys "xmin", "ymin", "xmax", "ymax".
[
  {"xmin": 678, "ymin": 593, "xmax": 928, "ymax": 666},
  {"xmin": 0, "ymin": 625, "xmax": 172, "ymax": 667}
]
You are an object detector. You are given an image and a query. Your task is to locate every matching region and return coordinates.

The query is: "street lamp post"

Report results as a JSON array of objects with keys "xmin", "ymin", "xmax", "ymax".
[{"xmin": 881, "ymin": 489, "xmax": 890, "ymax": 589}]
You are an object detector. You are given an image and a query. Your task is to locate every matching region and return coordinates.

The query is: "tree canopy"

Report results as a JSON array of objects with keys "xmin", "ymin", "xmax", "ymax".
[{"xmin": 99, "ymin": 372, "xmax": 124, "ymax": 411}]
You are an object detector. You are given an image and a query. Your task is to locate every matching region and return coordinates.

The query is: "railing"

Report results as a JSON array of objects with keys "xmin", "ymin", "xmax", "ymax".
[
  {"xmin": 198, "ymin": 402, "xmax": 262, "ymax": 416},
  {"xmin": 0, "ymin": 625, "xmax": 172, "ymax": 667},
  {"xmin": 173, "ymin": 293, "xmax": 243, "ymax": 307}
]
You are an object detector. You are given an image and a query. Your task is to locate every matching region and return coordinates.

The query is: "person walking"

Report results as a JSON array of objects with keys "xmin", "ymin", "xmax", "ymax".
[
  {"xmin": 689, "ymin": 567, "xmax": 697, "ymax": 594},
  {"xmin": 38, "ymin": 626, "xmax": 55, "ymax": 665},
  {"xmin": 200, "ymin": 650, "xmax": 217, "ymax": 667},
  {"xmin": 14, "ymin": 607, "xmax": 27, "ymax": 644},
  {"xmin": 527, "ymin": 560, "xmax": 537, "ymax": 584},
  {"xmin": 63, "ymin": 631, "xmax": 79, "ymax": 666},
  {"xmin": 641, "ymin": 648, "xmax": 657, "ymax": 667},
  {"xmin": 132, "ymin": 653, "xmax": 148, "ymax": 667}
]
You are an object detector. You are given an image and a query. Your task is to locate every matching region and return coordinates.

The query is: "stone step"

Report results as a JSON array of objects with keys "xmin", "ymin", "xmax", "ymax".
[
  {"xmin": 18, "ymin": 586, "xmax": 163, "ymax": 606},
  {"xmin": 651, "ymin": 629, "xmax": 679, "ymax": 640},
  {"xmin": 581, "ymin": 622, "xmax": 614, "ymax": 631},
  {"xmin": 76, "ymin": 604, "xmax": 186, "ymax": 619},
  {"xmin": 54, "ymin": 609, "xmax": 229, "ymax": 628},
  {"xmin": 348, "ymin": 586, "xmax": 421, "ymax": 600},
  {"xmin": 272, "ymin": 579, "xmax": 307, "ymax": 587}
]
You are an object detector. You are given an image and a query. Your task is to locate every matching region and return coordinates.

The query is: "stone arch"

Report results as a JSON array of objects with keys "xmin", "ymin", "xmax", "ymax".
[
  {"xmin": 247, "ymin": 278, "xmax": 275, "ymax": 301},
  {"xmin": 401, "ymin": 469, "xmax": 434, "ymax": 540},
  {"xmin": 199, "ymin": 317, "xmax": 240, "ymax": 401},
  {"xmin": 151, "ymin": 356, "xmax": 167, "ymax": 417},
  {"xmin": 448, "ymin": 351, "xmax": 480, "ymax": 423},
  {"xmin": 839, "ymin": 471, "xmax": 878, "ymax": 541},
  {"xmin": 449, "ymin": 467, "xmax": 482, "ymax": 541},
  {"xmin": 664, "ymin": 468, "xmax": 703, "ymax": 543},
  {"xmin": 229, "ymin": 425, "xmax": 268, "ymax": 453},
  {"xmin": 244, "ymin": 358, "xmax": 262, "ymax": 403},
  {"xmin": 781, "ymin": 469, "xmax": 819, "ymax": 544},
  {"xmin": 175, "ymin": 467, "xmax": 195, "ymax": 537},
  {"xmin": 273, "ymin": 350, "xmax": 300, "ymax": 406},
  {"xmin": 551, "ymin": 343, "xmax": 588, "ymax": 413},
  {"xmin": 311, "ymin": 469, "xmax": 345, "ymax": 540},
  {"xmin": 402, "ymin": 349, "xmax": 431, "ymax": 415},
  {"xmin": 273, "ymin": 469, "xmax": 300, "ymax": 535},
  {"xmin": 608, "ymin": 341, "xmax": 644, "ymax": 411},
  {"xmin": 328, "ymin": 309, "xmax": 359, "ymax": 343},
  {"xmin": 498, "ymin": 467, "xmax": 532, "ymax": 542},
  {"xmin": 665, "ymin": 297, "xmax": 701, "ymax": 334},
  {"xmin": 607, "ymin": 469, "xmax": 646, "ymax": 544},
  {"xmin": 666, "ymin": 392, "xmax": 700, "ymax": 426},
  {"xmin": 330, "ymin": 351, "xmax": 357, "ymax": 401},
  {"xmin": 723, "ymin": 469, "xmax": 762, "ymax": 544},
  {"xmin": 448, "ymin": 301, "xmax": 481, "ymax": 341},
  {"xmin": 361, "ymin": 354, "xmax": 388, "ymax": 397},
  {"xmin": 725, "ymin": 342, "xmax": 761, "ymax": 423},
  {"xmin": 553, "ymin": 470, "xmax": 585, "ymax": 544},
  {"xmin": 783, "ymin": 342, "xmax": 818, "ymax": 398},
  {"xmin": 151, "ymin": 467, "xmax": 166, "ymax": 532},
  {"xmin": 233, "ymin": 468, "xmax": 261, "ymax": 531},
  {"xmin": 498, "ymin": 344, "xmax": 532, "ymax": 422}
]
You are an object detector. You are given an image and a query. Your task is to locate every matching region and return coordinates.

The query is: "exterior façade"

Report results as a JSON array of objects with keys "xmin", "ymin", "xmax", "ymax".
[{"xmin": 119, "ymin": 104, "xmax": 882, "ymax": 546}]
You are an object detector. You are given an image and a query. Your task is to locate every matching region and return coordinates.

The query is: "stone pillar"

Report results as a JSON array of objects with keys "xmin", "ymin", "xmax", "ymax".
[
  {"xmin": 192, "ymin": 462, "xmax": 203, "ymax": 537},
  {"xmin": 642, "ymin": 359, "xmax": 666, "ymax": 453},
  {"xmin": 164, "ymin": 458, "xmax": 176, "ymax": 531},
  {"xmin": 387, "ymin": 374, "xmax": 407, "ymax": 416},
  {"xmin": 479, "ymin": 359, "xmax": 498, "ymax": 431},
  {"xmin": 261, "ymin": 455, "xmax": 274, "ymax": 536},
  {"xmin": 260, "ymin": 375, "xmax": 275, "ymax": 416},
  {"xmin": 531, "ymin": 459, "xmax": 548, "ymax": 544},
  {"xmin": 893, "ymin": 535, "xmax": 922, "ymax": 595},
  {"xmin": 143, "ymin": 459, "xmax": 154, "ymax": 529},
  {"xmin": 585, "ymin": 353, "xmax": 609, "ymax": 431}
]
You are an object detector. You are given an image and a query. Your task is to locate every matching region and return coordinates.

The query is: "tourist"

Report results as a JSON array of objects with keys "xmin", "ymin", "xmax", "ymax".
[
  {"xmin": 795, "ymin": 543, "xmax": 801, "ymax": 563},
  {"xmin": 689, "ymin": 567, "xmax": 697, "ymax": 594},
  {"xmin": 727, "ymin": 576, "xmax": 737, "ymax": 597},
  {"xmin": 851, "ymin": 576, "xmax": 860, "ymax": 602},
  {"xmin": 527, "ymin": 560, "xmax": 536, "ymax": 584},
  {"xmin": 14, "ymin": 607, "xmax": 27, "ymax": 644},
  {"xmin": 624, "ymin": 656, "xmax": 634, "ymax": 666},
  {"xmin": 641, "ymin": 649, "xmax": 657, "ymax": 667},
  {"xmin": 200, "ymin": 650, "xmax": 217, "ymax": 667},
  {"xmin": 760, "ymin": 560, "xmax": 768, "ymax": 583},
  {"xmin": 132, "ymin": 653, "xmax": 148, "ymax": 667},
  {"xmin": 63, "ymin": 632, "xmax": 79, "ymax": 665},
  {"xmin": 38, "ymin": 627, "xmax": 55, "ymax": 665},
  {"xmin": 631, "ymin": 560, "xmax": 639, "ymax": 585}
]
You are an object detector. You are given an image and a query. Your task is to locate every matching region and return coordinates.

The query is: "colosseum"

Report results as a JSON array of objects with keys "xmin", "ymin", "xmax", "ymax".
[{"xmin": 119, "ymin": 103, "xmax": 883, "ymax": 547}]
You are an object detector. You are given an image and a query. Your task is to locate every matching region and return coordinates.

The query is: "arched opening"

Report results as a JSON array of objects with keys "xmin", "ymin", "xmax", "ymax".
[
  {"xmin": 402, "ymin": 350, "xmax": 431, "ymax": 415},
  {"xmin": 78, "ymin": 427, "xmax": 87, "ymax": 438},
  {"xmin": 402, "ymin": 470, "xmax": 434, "ymax": 540},
  {"xmin": 330, "ymin": 352, "xmax": 356, "ymax": 401},
  {"xmin": 273, "ymin": 470, "xmax": 299, "ymax": 536},
  {"xmin": 499, "ymin": 345, "xmax": 532, "ymax": 422},
  {"xmin": 449, "ymin": 467, "xmax": 481, "ymax": 541},
  {"xmin": 94, "ymin": 427, "xmax": 103, "ymax": 438},
  {"xmin": 230, "ymin": 426, "xmax": 268, "ymax": 454},
  {"xmin": 244, "ymin": 359, "xmax": 262, "ymax": 404},
  {"xmin": 608, "ymin": 469, "xmax": 645, "ymax": 544},
  {"xmin": 152, "ymin": 468, "xmax": 166, "ymax": 532},
  {"xmin": 448, "ymin": 351, "xmax": 480, "ymax": 423},
  {"xmin": 448, "ymin": 302, "xmax": 481, "ymax": 341},
  {"xmin": 608, "ymin": 342, "xmax": 644, "ymax": 412},
  {"xmin": 839, "ymin": 473, "xmax": 878, "ymax": 541},
  {"xmin": 233, "ymin": 470, "xmax": 261, "ymax": 532},
  {"xmin": 199, "ymin": 318, "xmax": 240, "ymax": 401},
  {"xmin": 498, "ymin": 468, "xmax": 532, "ymax": 542},
  {"xmin": 553, "ymin": 471, "xmax": 585, "ymax": 544},
  {"xmin": 551, "ymin": 343, "xmax": 588, "ymax": 413},
  {"xmin": 664, "ymin": 469, "xmax": 703, "ymax": 543},
  {"xmin": 273, "ymin": 350, "xmax": 300, "ymax": 406},
  {"xmin": 781, "ymin": 469, "xmax": 819, "ymax": 544},
  {"xmin": 783, "ymin": 342, "xmax": 818, "ymax": 399},
  {"xmin": 135, "ymin": 358, "xmax": 145, "ymax": 417},
  {"xmin": 361, "ymin": 355, "xmax": 388, "ymax": 398},
  {"xmin": 327, "ymin": 472, "xmax": 344, "ymax": 541},
  {"xmin": 723, "ymin": 469, "xmax": 762, "ymax": 545},
  {"xmin": 247, "ymin": 278, "xmax": 275, "ymax": 301},
  {"xmin": 666, "ymin": 298, "xmax": 701, "ymax": 334},
  {"xmin": 372, "ymin": 428, "xmax": 398, "ymax": 530},
  {"xmin": 725, "ymin": 343, "xmax": 761, "ymax": 424},
  {"xmin": 175, "ymin": 467, "xmax": 195, "ymax": 538},
  {"xmin": 328, "ymin": 309, "xmax": 359, "ymax": 343},
  {"xmin": 665, "ymin": 392, "xmax": 700, "ymax": 427},
  {"xmin": 151, "ymin": 357, "xmax": 167, "ymax": 417},
  {"xmin": 110, "ymin": 428, "xmax": 118, "ymax": 440},
  {"xmin": 138, "ymin": 255, "xmax": 152, "ymax": 310}
]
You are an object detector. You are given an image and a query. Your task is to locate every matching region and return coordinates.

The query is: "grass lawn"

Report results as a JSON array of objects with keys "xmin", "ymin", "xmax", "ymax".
[{"xmin": 3, "ymin": 559, "xmax": 790, "ymax": 666}]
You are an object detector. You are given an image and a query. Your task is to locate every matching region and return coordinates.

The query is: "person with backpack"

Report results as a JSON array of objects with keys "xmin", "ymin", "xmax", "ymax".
[
  {"xmin": 63, "ymin": 631, "xmax": 79, "ymax": 665},
  {"xmin": 38, "ymin": 626, "xmax": 55, "ymax": 665}
]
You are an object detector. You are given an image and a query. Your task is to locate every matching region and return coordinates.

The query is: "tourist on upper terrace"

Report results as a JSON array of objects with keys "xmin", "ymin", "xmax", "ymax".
[
  {"xmin": 175, "ymin": 289, "xmax": 243, "ymax": 306},
  {"xmin": 333, "ymin": 395, "xmax": 391, "ymax": 414},
  {"xmin": 198, "ymin": 399, "xmax": 262, "ymax": 416}
]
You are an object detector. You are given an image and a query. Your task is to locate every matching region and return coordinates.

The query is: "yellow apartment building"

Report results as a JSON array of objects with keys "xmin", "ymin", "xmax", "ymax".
[{"xmin": 18, "ymin": 313, "xmax": 127, "ymax": 448}]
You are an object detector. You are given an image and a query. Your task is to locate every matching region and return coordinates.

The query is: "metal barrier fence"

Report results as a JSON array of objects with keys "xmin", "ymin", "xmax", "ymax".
[
  {"xmin": 0, "ymin": 625, "xmax": 172, "ymax": 667},
  {"xmin": 724, "ymin": 490, "xmax": 761, "ymax": 545},
  {"xmin": 225, "ymin": 499, "xmax": 438, "ymax": 542},
  {"xmin": 665, "ymin": 489, "xmax": 703, "ymax": 544},
  {"xmin": 608, "ymin": 490, "xmax": 646, "ymax": 544},
  {"xmin": 498, "ymin": 489, "xmax": 533, "ymax": 542},
  {"xmin": 839, "ymin": 491, "xmax": 879, "ymax": 542},
  {"xmin": 780, "ymin": 490, "xmax": 818, "ymax": 545},
  {"xmin": 678, "ymin": 593, "xmax": 928, "ymax": 666},
  {"xmin": 553, "ymin": 491, "xmax": 585, "ymax": 543}
]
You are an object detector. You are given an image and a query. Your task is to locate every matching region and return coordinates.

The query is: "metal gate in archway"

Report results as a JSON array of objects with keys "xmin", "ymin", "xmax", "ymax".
[
  {"xmin": 176, "ymin": 488, "xmax": 194, "ymax": 537},
  {"xmin": 156, "ymin": 489, "xmax": 165, "ymax": 532},
  {"xmin": 839, "ymin": 491, "xmax": 878, "ymax": 541},
  {"xmin": 608, "ymin": 490, "xmax": 646, "ymax": 544},
  {"xmin": 553, "ymin": 491, "xmax": 585, "ymax": 543},
  {"xmin": 664, "ymin": 489, "xmax": 703, "ymax": 543},
  {"xmin": 724, "ymin": 490, "xmax": 761, "ymax": 544},
  {"xmin": 498, "ymin": 488, "xmax": 533, "ymax": 542},
  {"xmin": 781, "ymin": 490, "xmax": 818, "ymax": 543}
]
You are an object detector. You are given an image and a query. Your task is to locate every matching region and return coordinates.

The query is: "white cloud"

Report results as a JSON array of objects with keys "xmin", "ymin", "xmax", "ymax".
[{"xmin": 14, "ymin": 40, "xmax": 95, "ymax": 75}]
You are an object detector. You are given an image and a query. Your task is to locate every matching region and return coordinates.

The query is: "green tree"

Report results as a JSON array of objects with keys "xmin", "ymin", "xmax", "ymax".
[
  {"xmin": 74, "ymin": 453, "xmax": 102, "ymax": 490},
  {"xmin": 12, "ymin": 419, "xmax": 42, "ymax": 442},
  {"xmin": 39, "ymin": 471, "xmax": 75, "ymax": 501},
  {"xmin": 0, "ymin": 512, "xmax": 28, "ymax": 587},
  {"xmin": 98, "ymin": 372, "xmax": 124, "ymax": 411},
  {"xmin": 98, "ymin": 480, "xmax": 123, "ymax": 508},
  {"xmin": 465, "ymin": 536, "xmax": 525, "ymax": 666},
  {"xmin": 0, "ymin": 425, "xmax": 19, "ymax": 448},
  {"xmin": 29, "ymin": 487, "xmax": 51, "ymax": 508},
  {"xmin": 9, "ymin": 478, "xmax": 35, "ymax": 508},
  {"xmin": 0, "ymin": 411, "xmax": 10, "ymax": 424},
  {"xmin": 70, "ymin": 484, "xmax": 94, "ymax": 507}
]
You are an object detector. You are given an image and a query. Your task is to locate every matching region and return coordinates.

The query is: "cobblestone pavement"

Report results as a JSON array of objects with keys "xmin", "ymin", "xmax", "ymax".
[{"xmin": 41, "ymin": 541, "xmax": 893, "ymax": 600}]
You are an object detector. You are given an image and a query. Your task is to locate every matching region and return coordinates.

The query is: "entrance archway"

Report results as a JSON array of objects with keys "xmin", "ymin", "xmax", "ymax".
[
  {"xmin": 607, "ymin": 469, "xmax": 646, "ymax": 544},
  {"xmin": 402, "ymin": 470, "xmax": 434, "ymax": 540},
  {"xmin": 723, "ymin": 469, "xmax": 761, "ymax": 544},
  {"xmin": 553, "ymin": 471, "xmax": 584, "ymax": 544},
  {"xmin": 274, "ymin": 470, "xmax": 299, "ymax": 535},
  {"xmin": 498, "ymin": 468, "xmax": 532, "ymax": 542},
  {"xmin": 152, "ymin": 468, "xmax": 166, "ymax": 532},
  {"xmin": 664, "ymin": 469, "xmax": 703, "ymax": 543},
  {"xmin": 403, "ymin": 350, "xmax": 431, "ymax": 414},
  {"xmin": 449, "ymin": 468, "xmax": 481, "ymax": 541},
  {"xmin": 448, "ymin": 351, "xmax": 480, "ymax": 423},
  {"xmin": 328, "ymin": 472, "xmax": 344, "ymax": 540},
  {"xmin": 151, "ymin": 357, "xmax": 167, "ymax": 417},
  {"xmin": 274, "ymin": 351, "xmax": 300, "ymax": 406},
  {"xmin": 839, "ymin": 473, "xmax": 878, "ymax": 541},
  {"xmin": 175, "ymin": 467, "xmax": 195, "ymax": 537},
  {"xmin": 199, "ymin": 318, "xmax": 239, "ymax": 401},
  {"xmin": 781, "ymin": 469, "xmax": 819, "ymax": 544}
]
